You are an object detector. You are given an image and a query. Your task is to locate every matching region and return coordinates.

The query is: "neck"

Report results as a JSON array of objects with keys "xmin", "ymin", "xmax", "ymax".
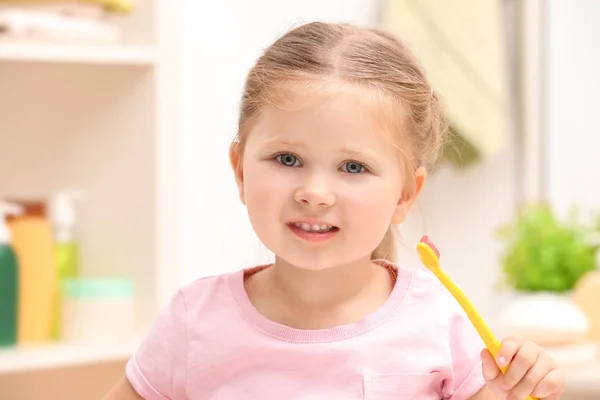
[{"xmin": 267, "ymin": 256, "xmax": 380, "ymax": 309}]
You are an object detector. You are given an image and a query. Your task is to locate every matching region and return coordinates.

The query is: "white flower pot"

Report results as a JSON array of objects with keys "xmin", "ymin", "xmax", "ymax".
[{"xmin": 499, "ymin": 292, "xmax": 590, "ymax": 346}]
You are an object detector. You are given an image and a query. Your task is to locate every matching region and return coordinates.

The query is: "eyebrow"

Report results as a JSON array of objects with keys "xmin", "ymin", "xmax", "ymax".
[
  {"xmin": 340, "ymin": 147, "xmax": 379, "ymax": 159},
  {"xmin": 261, "ymin": 139, "xmax": 379, "ymax": 160},
  {"xmin": 261, "ymin": 139, "xmax": 307, "ymax": 149}
]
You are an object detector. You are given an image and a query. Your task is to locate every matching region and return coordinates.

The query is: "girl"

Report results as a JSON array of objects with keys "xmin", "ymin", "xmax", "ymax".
[{"xmin": 104, "ymin": 22, "xmax": 564, "ymax": 400}]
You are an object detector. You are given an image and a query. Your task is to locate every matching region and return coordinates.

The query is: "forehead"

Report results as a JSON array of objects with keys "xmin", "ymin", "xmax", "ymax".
[{"xmin": 248, "ymin": 81, "xmax": 405, "ymax": 155}]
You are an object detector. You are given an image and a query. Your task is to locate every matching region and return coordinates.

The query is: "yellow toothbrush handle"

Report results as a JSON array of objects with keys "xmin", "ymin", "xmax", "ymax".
[
  {"xmin": 431, "ymin": 268, "xmax": 503, "ymax": 363},
  {"xmin": 417, "ymin": 241, "xmax": 536, "ymax": 400},
  {"xmin": 432, "ymin": 268, "xmax": 537, "ymax": 400}
]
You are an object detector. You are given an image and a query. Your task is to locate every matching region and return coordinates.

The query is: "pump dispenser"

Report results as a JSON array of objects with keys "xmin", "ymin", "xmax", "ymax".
[
  {"xmin": 49, "ymin": 190, "xmax": 84, "ymax": 339},
  {"xmin": 0, "ymin": 202, "xmax": 23, "ymax": 346},
  {"xmin": 0, "ymin": 202, "xmax": 23, "ymax": 243},
  {"xmin": 49, "ymin": 190, "xmax": 84, "ymax": 241}
]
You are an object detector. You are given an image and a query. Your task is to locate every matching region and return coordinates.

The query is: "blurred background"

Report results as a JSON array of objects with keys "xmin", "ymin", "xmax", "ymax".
[{"xmin": 0, "ymin": 0, "xmax": 598, "ymax": 399}]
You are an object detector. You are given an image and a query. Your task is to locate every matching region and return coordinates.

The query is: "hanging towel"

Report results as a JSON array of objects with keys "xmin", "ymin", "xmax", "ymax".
[
  {"xmin": 381, "ymin": 0, "xmax": 510, "ymax": 165},
  {"xmin": 0, "ymin": 6, "xmax": 121, "ymax": 43},
  {"xmin": 0, "ymin": 0, "xmax": 134, "ymax": 14}
]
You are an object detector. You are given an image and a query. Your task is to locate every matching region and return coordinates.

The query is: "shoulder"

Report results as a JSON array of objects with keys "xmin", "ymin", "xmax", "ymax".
[
  {"xmin": 175, "ymin": 267, "xmax": 247, "ymax": 315},
  {"xmin": 392, "ymin": 263, "xmax": 480, "ymax": 334},
  {"xmin": 178, "ymin": 271, "xmax": 233, "ymax": 304},
  {"xmin": 396, "ymin": 264, "xmax": 487, "ymax": 398},
  {"xmin": 134, "ymin": 271, "xmax": 239, "ymax": 338},
  {"xmin": 399, "ymin": 264, "xmax": 460, "ymax": 311},
  {"xmin": 174, "ymin": 264, "xmax": 271, "ymax": 319}
]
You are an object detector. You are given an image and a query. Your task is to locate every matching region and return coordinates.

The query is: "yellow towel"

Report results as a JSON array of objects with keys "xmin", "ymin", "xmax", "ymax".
[
  {"xmin": 381, "ymin": 0, "xmax": 510, "ymax": 162},
  {"xmin": 0, "ymin": 0, "xmax": 134, "ymax": 13}
]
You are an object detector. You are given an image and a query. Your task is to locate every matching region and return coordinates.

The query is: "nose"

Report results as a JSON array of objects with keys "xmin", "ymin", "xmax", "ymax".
[{"xmin": 293, "ymin": 177, "xmax": 336, "ymax": 208}]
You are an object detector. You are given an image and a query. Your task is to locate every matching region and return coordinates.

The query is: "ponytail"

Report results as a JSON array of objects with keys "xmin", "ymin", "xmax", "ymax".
[{"xmin": 371, "ymin": 225, "xmax": 397, "ymax": 262}]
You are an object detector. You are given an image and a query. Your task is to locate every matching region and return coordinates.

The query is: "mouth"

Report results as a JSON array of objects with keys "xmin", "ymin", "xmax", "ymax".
[
  {"xmin": 288, "ymin": 222, "xmax": 340, "ymax": 233},
  {"xmin": 286, "ymin": 221, "xmax": 340, "ymax": 243}
]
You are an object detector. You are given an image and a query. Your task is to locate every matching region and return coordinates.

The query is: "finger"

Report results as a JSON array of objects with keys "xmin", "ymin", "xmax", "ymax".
[
  {"xmin": 496, "ymin": 337, "xmax": 523, "ymax": 367},
  {"xmin": 500, "ymin": 341, "xmax": 539, "ymax": 391},
  {"xmin": 507, "ymin": 355, "xmax": 552, "ymax": 399},
  {"xmin": 532, "ymin": 369, "xmax": 564, "ymax": 398},
  {"xmin": 484, "ymin": 337, "xmax": 522, "ymax": 395},
  {"xmin": 481, "ymin": 348, "xmax": 501, "ymax": 382},
  {"xmin": 481, "ymin": 349, "xmax": 509, "ymax": 400}
]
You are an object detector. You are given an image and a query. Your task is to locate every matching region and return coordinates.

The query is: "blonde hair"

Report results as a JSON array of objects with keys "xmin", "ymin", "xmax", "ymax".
[{"xmin": 233, "ymin": 22, "xmax": 448, "ymax": 262}]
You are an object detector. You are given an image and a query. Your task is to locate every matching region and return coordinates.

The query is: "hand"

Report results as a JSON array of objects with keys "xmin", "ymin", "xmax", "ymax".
[{"xmin": 481, "ymin": 337, "xmax": 565, "ymax": 399}]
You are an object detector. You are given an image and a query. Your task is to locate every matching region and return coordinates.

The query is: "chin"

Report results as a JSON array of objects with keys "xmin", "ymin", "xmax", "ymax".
[
  {"xmin": 275, "ymin": 250, "xmax": 367, "ymax": 271},
  {"xmin": 273, "ymin": 252, "xmax": 336, "ymax": 271}
]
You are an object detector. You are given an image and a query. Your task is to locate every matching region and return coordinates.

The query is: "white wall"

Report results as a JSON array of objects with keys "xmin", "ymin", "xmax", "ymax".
[
  {"xmin": 546, "ymin": 0, "xmax": 600, "ymax": 217},
  {"xmin": 397, "ymin": 145, "xmax": 516, "ymax": 329},
  {"xmin": 177, "ymin": 0, "xmax": 517, "ymax": 328}
]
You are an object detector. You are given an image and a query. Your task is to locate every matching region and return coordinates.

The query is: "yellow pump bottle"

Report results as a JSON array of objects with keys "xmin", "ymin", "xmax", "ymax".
[{"xmin": 9, "ymin": 213, "xmax": 57, "ymax": 343}]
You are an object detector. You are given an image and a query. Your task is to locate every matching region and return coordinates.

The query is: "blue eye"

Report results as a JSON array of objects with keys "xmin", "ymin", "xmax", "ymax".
[
  {"xmin": 341, "ymin": 161, "xmax": 366, "ymax": 174},
  {"xmin": 276, "ymin": 153, "xmax": 301, "ymax": 167}
]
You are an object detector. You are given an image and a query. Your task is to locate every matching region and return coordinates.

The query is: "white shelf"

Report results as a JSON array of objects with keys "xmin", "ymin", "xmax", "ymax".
[
  {"xmin": 0, "ymin": 341, "xmax": 138, "ymax": 374},
  {"xmin": 0, "ymin": 42, "xmax": 155, "ymax": 65},
  {"xmin": 0, "ymin": 1, "xmax": 180, "ymax": 398},
  {"xmin": 563, "ymin": 361, "xmax": 600, "ymax": 395}
]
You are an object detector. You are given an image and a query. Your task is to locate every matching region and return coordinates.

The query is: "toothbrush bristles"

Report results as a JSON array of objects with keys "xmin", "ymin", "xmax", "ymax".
[{"xmin": 420, "ymin": 235, "xmax": 440, "ymax": 259}]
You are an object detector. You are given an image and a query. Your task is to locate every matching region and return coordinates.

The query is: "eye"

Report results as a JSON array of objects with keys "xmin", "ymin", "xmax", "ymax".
[
  {"xmin": 341, "ymin": 161, "xmax": 366, "ymax": 174},
  {"xmin": 276, "ymin": 153, "xmax": 301, "ymax": 167}
]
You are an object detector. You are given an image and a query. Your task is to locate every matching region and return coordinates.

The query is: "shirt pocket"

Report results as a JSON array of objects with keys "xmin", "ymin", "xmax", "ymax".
[{"xmin": 363, "ymin": 372, "xmax": 442, "ymax": 400}]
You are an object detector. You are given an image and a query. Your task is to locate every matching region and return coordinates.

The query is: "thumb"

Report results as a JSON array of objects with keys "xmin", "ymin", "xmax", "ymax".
[{"xmin": 481, "ymin": 348, "xmax": 502, "ymax": 382}]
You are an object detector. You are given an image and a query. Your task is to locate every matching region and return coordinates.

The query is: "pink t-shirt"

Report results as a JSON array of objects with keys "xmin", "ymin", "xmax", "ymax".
[{"xmin": 126, "ymin": 261, "xmax": 486, "ymax": 399}]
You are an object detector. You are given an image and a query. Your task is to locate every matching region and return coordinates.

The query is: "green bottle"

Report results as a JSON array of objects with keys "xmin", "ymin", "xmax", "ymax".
[
  {"xmin": 0, "ymin": 202, "xmax": 23, "ymax": 347},
  {"xmin": 49, "ymin": 190, "xmax": 83, "ymax": 340}
]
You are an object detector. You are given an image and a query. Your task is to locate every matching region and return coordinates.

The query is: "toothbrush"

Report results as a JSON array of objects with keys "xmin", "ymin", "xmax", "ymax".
[{"xmin": 416, "ymin": 235, "xmax": 537, "ymax": 400}]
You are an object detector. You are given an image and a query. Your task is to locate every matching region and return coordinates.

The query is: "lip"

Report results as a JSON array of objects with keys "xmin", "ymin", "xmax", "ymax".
[
  {"xmin": 286, "ymin": 219, "xmax": 340, "ymax": 243},
  {"xmin": 286, "ymin": 218, "xmax": 338, "ymax": 228}
]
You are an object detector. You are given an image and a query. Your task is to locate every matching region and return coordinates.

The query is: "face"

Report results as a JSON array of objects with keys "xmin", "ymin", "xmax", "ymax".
[{"xmin": 231, "ymin": 87, "xmax": 423, "ymax": 270}]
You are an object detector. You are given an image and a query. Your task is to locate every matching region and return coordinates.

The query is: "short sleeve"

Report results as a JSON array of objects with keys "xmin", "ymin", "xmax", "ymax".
[
  {"xmin": 126, "ymin": 290, "xmax": 188, "ymax": 400},
  {"xmin": 442, "ymin": 306, "xmax": 487, "ymax": 399}
]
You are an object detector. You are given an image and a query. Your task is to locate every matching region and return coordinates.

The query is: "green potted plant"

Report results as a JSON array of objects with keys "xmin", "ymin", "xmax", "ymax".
[{"xmin": 495, "ymin": 203, "xmax": 598, "ymax": 346}]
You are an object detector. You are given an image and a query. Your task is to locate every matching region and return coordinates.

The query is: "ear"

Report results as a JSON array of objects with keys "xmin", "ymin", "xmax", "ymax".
[
  {"xmin": 229, "ymin": 142, "xmax": 246, "ymax": 205},
  {"xmin": 391, "ymin": 166, "xmax": 427, "ymax": 224}
]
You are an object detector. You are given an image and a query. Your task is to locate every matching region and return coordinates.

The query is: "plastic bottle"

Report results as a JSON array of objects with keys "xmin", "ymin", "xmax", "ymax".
[
  {"xmin": 9, "ymin": 209, "xmax": 57, "ymax": 343},
  {"xmin": 48, "ymin": 189, "xmax": 84, "ymax": 339},
  {"xmin": 0, "ymin": 202, "xmax": 23, "ymax": 346},
  {"xmin": 61, "ymin": 278, "xmax": 134, "ymax": 344},
  {"xmin": 573, "ymin": 269, "xmax": 600, "ymax": 342}
]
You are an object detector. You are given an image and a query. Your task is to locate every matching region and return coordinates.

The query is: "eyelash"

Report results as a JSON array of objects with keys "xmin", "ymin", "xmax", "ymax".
[{"xmin": 273, "ymin": 152, "xmax": 370, "ymax": 174}]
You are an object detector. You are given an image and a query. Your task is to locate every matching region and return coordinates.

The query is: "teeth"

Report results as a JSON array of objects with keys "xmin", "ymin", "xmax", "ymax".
[{"xmin": 293, "ymin": 222, "xmax": 334, "ymax": 233}]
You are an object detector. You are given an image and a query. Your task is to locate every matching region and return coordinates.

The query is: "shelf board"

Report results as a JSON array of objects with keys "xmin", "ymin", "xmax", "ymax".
[
  {"xmin": 563, "ymin": 361, "xmax": 600, "ymax": 395},
  {"xmin": 0, "ymin": 341, "xmax": 137, "ymax": 374},
  {"xmin": 0, "ymin": 42, "xmax": 155, "ymax": 66}
]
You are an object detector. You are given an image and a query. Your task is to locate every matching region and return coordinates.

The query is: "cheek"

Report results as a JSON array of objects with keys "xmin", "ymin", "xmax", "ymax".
[
  {"xmin": 243, "ymin": 163, "xmax": 292, "ymax": 217},
  {"xmin": 342, "ymin": 178, "xmax": 400, "ymax": 227},
  {"xmin": 341, "ymin": 178, "xmax": 402, "ymax": 220},
  {"xmin": 344, "ymin": 194, "xmax": 396, "ymax": 236}
]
